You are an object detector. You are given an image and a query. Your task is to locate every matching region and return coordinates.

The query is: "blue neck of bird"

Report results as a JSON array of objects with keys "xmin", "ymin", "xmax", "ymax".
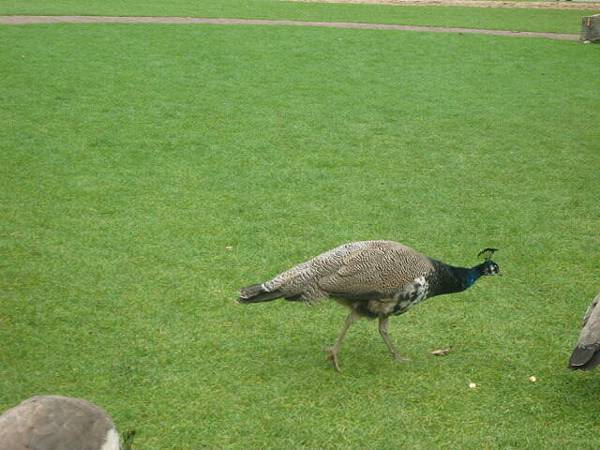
[
  {"xmin": 431, "ymin": 262, "xmax": 484, "ymax": 296},
  {"xmin": 428, "ymin": 260, "xmax": 488, "ymax": 297},
  {"xmin": 463, "ymin": 267, "xmax": 483, "ymax": 289}
]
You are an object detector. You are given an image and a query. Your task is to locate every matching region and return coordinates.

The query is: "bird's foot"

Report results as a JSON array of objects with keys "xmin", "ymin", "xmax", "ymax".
[
  {"xmin": 392, "ymin": 353, "xmax": 411, "ymax": 363},
  {"xmin": 324, "ymin": 347, "xmax": 342, "ymax": 372}
]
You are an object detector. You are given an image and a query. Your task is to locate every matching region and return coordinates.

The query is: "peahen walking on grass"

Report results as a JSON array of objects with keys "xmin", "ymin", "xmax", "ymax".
[
  {"xmin": 569, "ymin": 292, "xmax": 600, "ymax": 370},
  {"xmin": 238, "ymin": 240, "xmax": 500, "ymax": 371}
]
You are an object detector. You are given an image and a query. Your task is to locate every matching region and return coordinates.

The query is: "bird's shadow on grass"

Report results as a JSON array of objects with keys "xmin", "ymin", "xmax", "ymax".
[
  {"xmin": 275, "ymin": 331, "xmax": 423, "ymax": 377},
  {"xmin": 544, "ymin": 367, "xmax": 600, "ymax": 422},
  {"xmin": 562, "ymin": 370, "xmax": 600, "ymax": 400}
]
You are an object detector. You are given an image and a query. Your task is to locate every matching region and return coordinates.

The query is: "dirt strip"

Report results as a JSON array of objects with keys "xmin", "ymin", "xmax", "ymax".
[
  {"xmin": 292, "ymin": 0, "xmax": 600, "ymax": 10},
  {"xmin": 0, "ymin": 16, "xmax": 581, "ymax": 41}
]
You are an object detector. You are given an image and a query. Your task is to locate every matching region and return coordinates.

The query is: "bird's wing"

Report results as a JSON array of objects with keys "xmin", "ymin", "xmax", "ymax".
[
  {"xmin": 317, "ymin": 244, "xmax": 431, "ymax": 298},
  {"xmin": 582, "ymin": 294, "xmax": 600, "ymax": 327},
  {"xmin": 577, "ymin": 294, "xmax": 600, "ymax": 348}
]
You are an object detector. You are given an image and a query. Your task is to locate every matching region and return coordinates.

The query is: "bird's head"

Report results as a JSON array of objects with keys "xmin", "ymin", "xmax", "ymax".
[
  {"xmin": 476, "ymin": 248, "xmax": 501, "ymax": 276},
  {"xmin": 479, "ymin": 259, "xmax": 500, "ymax": 276}
]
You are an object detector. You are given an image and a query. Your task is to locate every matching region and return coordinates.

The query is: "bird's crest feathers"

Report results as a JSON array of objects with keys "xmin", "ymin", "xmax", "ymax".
[{"xmin": 477, "ymin": 248, "xmax": 498, "ymax": 261}]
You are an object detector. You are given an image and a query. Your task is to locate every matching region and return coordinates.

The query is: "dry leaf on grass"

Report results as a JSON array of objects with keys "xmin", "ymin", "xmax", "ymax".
[{"xmin": 431, "ymin": 348, "xmax": 451, "ymax": 356}]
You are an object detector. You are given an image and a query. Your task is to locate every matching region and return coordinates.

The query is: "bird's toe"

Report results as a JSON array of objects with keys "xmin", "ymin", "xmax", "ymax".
[
  {"xmin": 392, "ymin": 353, "xmax": 411, "ymax": 363},
  {"xmin": 324, "ymin": 347, "xmax": 342, "ymax": 372}
]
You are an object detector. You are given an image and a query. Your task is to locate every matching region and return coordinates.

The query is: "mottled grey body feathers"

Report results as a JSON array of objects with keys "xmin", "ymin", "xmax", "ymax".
[
  {"xmin": 240, "ymin": 240, "xmax": 471, "ymax": 318},
  {"xmin": 0, "ymin": 395, "xmax": 120, "ymax": 450}
]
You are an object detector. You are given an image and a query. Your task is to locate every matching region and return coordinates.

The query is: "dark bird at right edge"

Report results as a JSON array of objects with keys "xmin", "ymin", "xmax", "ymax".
[
  {"xmin": 238, "ymin": 240, "xmax": 501, "ymax": 371},
  {"xmin": 569, "ymin": 292, "xmax": 600, "ymax": 370}
]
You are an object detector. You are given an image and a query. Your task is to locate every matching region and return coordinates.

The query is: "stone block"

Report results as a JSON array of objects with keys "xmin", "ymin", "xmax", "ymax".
[{"xmin": 581, "ymin": 14, "xmax": 600, "ymax": 43}]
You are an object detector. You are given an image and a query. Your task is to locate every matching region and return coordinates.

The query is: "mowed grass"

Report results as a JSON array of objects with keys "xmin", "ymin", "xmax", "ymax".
[
  {"xmin": 0, "ymin": 0, "xmax": 598, "ymax": 33},
  {"xmin": 1, "ymin": 22, "xmax": 600, "ymax": 449}
]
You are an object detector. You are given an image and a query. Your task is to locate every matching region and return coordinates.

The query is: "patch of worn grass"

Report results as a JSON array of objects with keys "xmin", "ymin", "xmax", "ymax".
[
  {"xmin": 1, "ymin": 23, "xmax": 599, "ymax": 449},
  {"xmin": 0, "ymin": 0, "xmax": 598, "ymax": 33}
]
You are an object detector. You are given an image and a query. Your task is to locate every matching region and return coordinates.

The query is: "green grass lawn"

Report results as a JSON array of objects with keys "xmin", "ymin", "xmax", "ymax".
[
  {"xmin": 0, "ymin": 0, "xmax": 599, "ymax": 33},
  {"xmin": 1, "ymin": 16, "xmax": 600, "ymax": 450}
]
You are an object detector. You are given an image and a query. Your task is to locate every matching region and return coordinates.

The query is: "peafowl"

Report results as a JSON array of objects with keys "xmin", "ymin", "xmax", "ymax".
[
  {"xmin": 239, "ymin": 240, "xmax": 500, "ymax": 371},
  {"xmin": 0, "ymin": 396, "xmax": 135, "ymax": 450},
  {"xmin": 569, "ymin": 292, "xmax": 600, "ymax": 370}
]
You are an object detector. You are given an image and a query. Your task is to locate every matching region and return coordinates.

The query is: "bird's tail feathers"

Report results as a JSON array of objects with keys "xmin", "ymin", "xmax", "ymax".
[
  {"xmin": 569, "ymin": 345, "xmax": 600, "ymax": 370},
  {"xmin": 238, "ymin": 283, "xmax": 283, "ymax": 304}
]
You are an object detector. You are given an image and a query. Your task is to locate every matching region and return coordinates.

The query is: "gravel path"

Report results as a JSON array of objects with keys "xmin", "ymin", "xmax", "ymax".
[
  {"xmin": 0, "ymin": 15, "xmax": 582, "ymax": 41},
  {"xmin": 292, "ymin": 0, "xmax": 600, "ymax": 10}
]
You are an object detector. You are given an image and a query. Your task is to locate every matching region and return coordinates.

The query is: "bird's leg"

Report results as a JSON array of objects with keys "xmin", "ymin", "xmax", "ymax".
[
  {"xmin": 325, "ymin": 311, "xmax": 358, "ymax": 372},
  {"xmin": 378, "ymin": 317, "xmax": 410, "ymax": 362}
]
